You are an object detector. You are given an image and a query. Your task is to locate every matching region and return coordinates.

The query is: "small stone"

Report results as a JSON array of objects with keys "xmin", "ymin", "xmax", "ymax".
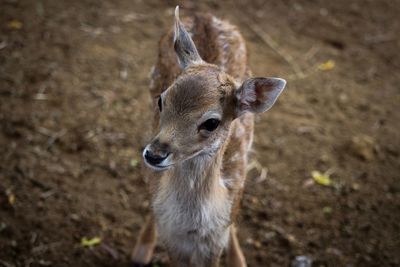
[
  {"xmin": 338, "ymin": 93, "xmax": 349, "ymax": 104},
  {"xmin": 250, "ymin": 196, "xmax": 259, "ymax": 205},
  {"xmin": 253, "ymin": 240, "xmax": 262, "ymax": 249},
  {"xmin": 263, "ymin": 231, "xmax": 276, "ymax": 240},
  {"xmin": 141, "ymin": 200, "xmax": 150, "ymax": 209},
  {"xmin": 326, "ymin": 247, "xmax": 343, "ymax": 257},
  {"xmin": 351, "ymin": 183, "xmax": 360, "ymax": 191},
  {"xmin": 317, "ymin": 153, "xmax": 330, "ymax": 165},
  {"xmin": 70, "ymin": 214, "xmax": 80, "ymax": 221},
  {"xmin": 320, "ymin": 8, "xmax": 328, "ymax": 16},
  {"xmin": 245, "ymin": 238, "xmax": 254, "ymax": 245},
  {"xmin": 303, "ymin": 178, "xmax": 315, "ymax": 188},
  {"xmin": 291, "ymin": 255, "xmax": 312, "ymax": 267}
]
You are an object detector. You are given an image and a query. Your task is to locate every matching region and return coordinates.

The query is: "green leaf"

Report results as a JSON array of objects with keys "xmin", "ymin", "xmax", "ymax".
[
  {"xmin": 130, "ymin": 158, "xmax": 139, "ymax": 168},
  {"xmin": 311, "ymin": 171, "xmax": 332, "ymax": 186},
  {"xmin": 81, "ymin": 237, "xmax": 101, "ymax": 247},
  {"xmin": 323, "ymin": 206, "xmax": 333, "ymax": 214}
]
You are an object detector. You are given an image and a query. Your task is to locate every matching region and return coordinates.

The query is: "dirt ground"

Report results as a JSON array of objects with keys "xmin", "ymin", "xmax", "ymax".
[{"xmin": 1, "ymin": 0, "xmax": 399, "ymax": 266}]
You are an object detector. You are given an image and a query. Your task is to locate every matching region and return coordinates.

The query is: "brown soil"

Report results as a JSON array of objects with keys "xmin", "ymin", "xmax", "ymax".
[{"xmin": 1, "ymin": 0, "xmax": 399, "ymax": 266}]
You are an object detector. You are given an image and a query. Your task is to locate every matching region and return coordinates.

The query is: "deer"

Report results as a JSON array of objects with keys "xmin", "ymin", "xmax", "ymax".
[{"xmin": 131, "ymin": 6, "xmax": 286, "ymax": 267}]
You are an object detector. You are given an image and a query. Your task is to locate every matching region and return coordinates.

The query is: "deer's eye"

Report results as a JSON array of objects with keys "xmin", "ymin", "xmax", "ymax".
[
  {"xmin": 199, "ymin": 119, "xmax": 220, "ymax": 132},
  {"xmin": 158, "ymin": 97, "xmax": 162, "ymax": 112}
]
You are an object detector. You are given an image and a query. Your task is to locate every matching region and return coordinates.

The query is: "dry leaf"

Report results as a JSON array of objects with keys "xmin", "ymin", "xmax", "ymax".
[
  {"xmin": 7, "ymin": 20, "xmax": 23, "ymax": 30},
  {"xmin": 318, "ymin": 60, "xmax": 335, "ymax": 71}
]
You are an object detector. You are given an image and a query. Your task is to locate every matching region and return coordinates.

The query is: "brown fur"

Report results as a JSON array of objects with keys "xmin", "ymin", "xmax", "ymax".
[{"xmin": 132, "ymin": 10, "xmax": 263, "ymax": 267}]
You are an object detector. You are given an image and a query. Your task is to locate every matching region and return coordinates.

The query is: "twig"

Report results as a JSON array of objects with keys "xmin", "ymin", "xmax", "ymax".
[
  {"xmin": 256, "ymin": 167, "xmax": 268, "ymax": 183},
  {"xmin": 28, "ymin": 177, "xmax": 51, "ymax": 191},
  {"xmin": 263, "ymin": 222, "xmax": 300, "ymax": 246},
  {"xmin": 100, "ymin": 244, "xmax": 119, "ymax": 260},
  {"xmin": 246, "ymin": 159, "xmax": 262, "ymax": 173},
  {"xmin": 119, "ymin": 189, "xmax": 130, "ymax": 209},
  {"xmin": 240, "ymin": 15, "xmax": 305, "ymax": 78},
  {"xmin": 364, "ymin": 34, "xmax": 395, "ymax": 44},
  {"xmin": 246, "ymin": 159, "xmax": 268, "ymax": 183},
  {"xmin": 46, "ymin": 129, "xmax": 67, "ymax": 149},
  {"xmin": 36, "ymin": 127, "xmax": 54, "ymax": 137},
  {"xmin": 31, "ymin": 242, "xmax": 61, "ymax": 254},
  {"xmin": 303, "ymin": 45, "xmax": 320, "ymax": 61},
  {"xmin": 14, "ymin": 165, "xmax": 51, "ymax": 190},
  {"xmin": 36, "ymin": 127, "xmax": 67, "ymax": 149},
  {"xmin": 286, "ymin": 61, "xmax": 328, "ymax": 81}
]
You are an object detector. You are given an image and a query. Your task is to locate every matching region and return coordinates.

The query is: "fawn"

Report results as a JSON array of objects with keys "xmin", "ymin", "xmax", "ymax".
[{"xmin": 131, "ymin": 6, "xmax": 286, "ymax": 267}]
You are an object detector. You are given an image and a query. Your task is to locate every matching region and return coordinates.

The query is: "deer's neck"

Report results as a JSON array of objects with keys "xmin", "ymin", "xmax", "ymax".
[
  {"xmin": 170, "ymin": 150, "xmax": 225, "ymax": 198},
  {"xmin": 153, "ymin": 143, "xmax": 232, "ymax": 260},
  {"xmin": 153, "ymin": 139, "xmax": 230, "ymax": 215}
]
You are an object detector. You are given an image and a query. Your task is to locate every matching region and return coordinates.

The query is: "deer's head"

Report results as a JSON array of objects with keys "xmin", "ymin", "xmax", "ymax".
[{"xmin": 143, "ymin": 7, "xmax": 286, "ymax": 171}]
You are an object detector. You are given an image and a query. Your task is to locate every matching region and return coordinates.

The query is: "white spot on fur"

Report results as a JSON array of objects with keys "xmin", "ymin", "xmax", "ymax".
[
  {"xmin": 222, "ymin": 177, "xmax": 234, "ymax": 188},
  {"xmin": 209, "ymin": 138, "xmax": 222, "ymax": 153},
  {"xmin": 149, "ymin": 65, "xmax": 156, "ymax": 89},
  {"xmin": 230, "ymin": 152, "xmax": 241, "ymax": 162},
  {"xmin": 235, "ymin": 125, "xmax": 245, "ymax": 138},
  {"xmin": 219, "ymin": 178, "xmax": 226, "ymax": 189}
]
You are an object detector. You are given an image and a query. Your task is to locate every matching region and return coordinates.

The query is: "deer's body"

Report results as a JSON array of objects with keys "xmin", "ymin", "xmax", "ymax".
[{"xmin": 131, "ymin": 7, "xmax": 286, "ymax": 267}]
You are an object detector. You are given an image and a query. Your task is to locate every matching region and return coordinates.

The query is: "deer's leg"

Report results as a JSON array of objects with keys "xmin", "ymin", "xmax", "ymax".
[
  {"xmin": 131, "ymin": 214, "xmax": 157, "ymax": 265},
  {"xmin": 226, "ymin": 224, "xmax": 247, "ymax": 267}
]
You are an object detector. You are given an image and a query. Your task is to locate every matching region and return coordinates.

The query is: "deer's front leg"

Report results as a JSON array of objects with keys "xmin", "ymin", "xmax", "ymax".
[
  {"xmin": 131, "ymin": 214, "xmax": 157, "ymax": 265},
  {"xmin": 226, "ymin": 224, "xmax": 247, "ymax": 267}
]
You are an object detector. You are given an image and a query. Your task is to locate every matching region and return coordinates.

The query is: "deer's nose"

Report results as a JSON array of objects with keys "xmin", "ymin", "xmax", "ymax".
[{"xmin": 144, "ymin": 149, "xmax": 170, "ymax": 165}]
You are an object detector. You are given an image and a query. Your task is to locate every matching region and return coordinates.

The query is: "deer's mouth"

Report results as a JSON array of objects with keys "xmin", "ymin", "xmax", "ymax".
[
  {"xmin": 145, "ymin": 162, "xmax": 172, "ymax": 171},
  {"xmin": 143, "ymin": 158, "xmax": 173, "ymax": 171}
]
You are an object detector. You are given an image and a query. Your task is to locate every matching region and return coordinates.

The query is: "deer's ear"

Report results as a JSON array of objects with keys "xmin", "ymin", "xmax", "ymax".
[
  {"xmin": 173, "ymin": 6, "xmax": 203, "ymax": 69},
  {"xmin": 235, "ymin": 77, "xmax": 286, "ymax": 116}
]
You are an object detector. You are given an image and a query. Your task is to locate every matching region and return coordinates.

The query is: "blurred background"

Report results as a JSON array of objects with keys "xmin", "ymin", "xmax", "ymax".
[{"xmin": 0, "ymin": 0, "xmax": 399, "ymax": 266}]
